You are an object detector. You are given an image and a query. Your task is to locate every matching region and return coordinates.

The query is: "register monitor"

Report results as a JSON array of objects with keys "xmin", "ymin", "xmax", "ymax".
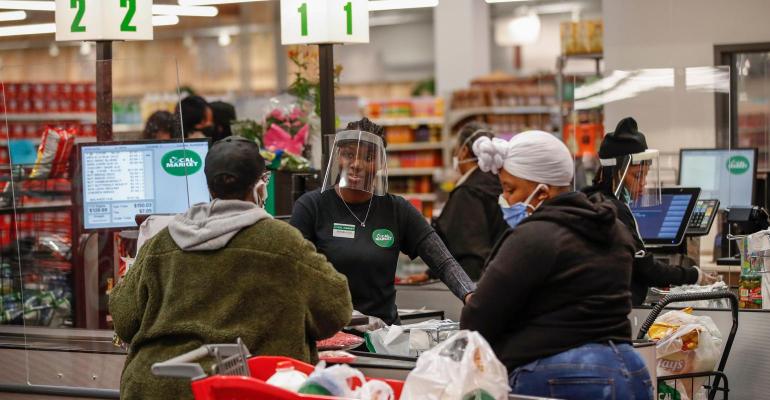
[
  {"xmin": 630, "ymin": 187, "xmax": 701, "ymax": 247},
  {"xmin": 679, "ymin": 148, "xmax": 757, "ymax": 209},
  {"xmin": 79, "ymin": 140, "xmax": 210, "ymax": 230}
]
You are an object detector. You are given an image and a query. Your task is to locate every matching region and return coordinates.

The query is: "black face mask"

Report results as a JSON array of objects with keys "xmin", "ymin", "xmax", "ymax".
[{"xmin": 200, "ymin": 125, "xmax": 217, "ymax": 139}]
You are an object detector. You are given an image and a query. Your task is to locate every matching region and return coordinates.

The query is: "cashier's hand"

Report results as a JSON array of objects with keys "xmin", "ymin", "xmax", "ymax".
[
  {"xmin": 464, "ymin": 293, "xmax": 473, "ymax": 304},
  {"xmin": 696, "ymin": 267, "xmax": 719, "ymax": 286}
]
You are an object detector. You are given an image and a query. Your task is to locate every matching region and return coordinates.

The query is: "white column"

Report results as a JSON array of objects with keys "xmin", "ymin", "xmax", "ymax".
[{"xmin": 434, "ymin": 0, "xmax": 491, "ymax": 97}]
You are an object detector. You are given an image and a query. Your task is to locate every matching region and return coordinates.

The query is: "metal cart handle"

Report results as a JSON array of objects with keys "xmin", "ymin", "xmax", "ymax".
[
  {"xmin": 151, "ymin": 342, "xmax": 250, "ymax": 380},
  {"xmin": 636, "ymin": 291, "xmax": 739, "ymax": 341}
]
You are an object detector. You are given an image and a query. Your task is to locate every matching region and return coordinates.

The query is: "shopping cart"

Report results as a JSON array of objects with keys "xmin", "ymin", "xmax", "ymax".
[
  {"xmin": 152, "ymin": 338, "xmax": 404, "ymax": 400},
  {"xmin": 636, "ymin": 291, "xmax": 739, "ymax": 400}
]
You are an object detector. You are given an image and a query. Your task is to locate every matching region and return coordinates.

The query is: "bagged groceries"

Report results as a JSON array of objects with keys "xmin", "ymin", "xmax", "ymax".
[
  {"xmin": 365, "ymin": 319, "xmax": 459, "ymax": 357},
  {"xmin": 400, "ymin": 330, "xmax": 510, "ymax": 400},
  {"xmin": 647, "ymin": 308, "xmax": 723, "ymax": 400},
  {"xmin": 266, "ymin": 361, "xmax": 308, "ymax": 392},
  {"xmin": 288, "ymin": 361, "xmax": 394, "ymax": 400},
  {"xmin": 668, "ymin": 281, "xmax": 731, "ymax": 309}
]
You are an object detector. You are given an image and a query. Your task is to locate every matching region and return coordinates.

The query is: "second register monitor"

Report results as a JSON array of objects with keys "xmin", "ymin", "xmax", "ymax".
[{"xmin": 679, "ymin": 148, "xmax": 757, "ymax": 209}]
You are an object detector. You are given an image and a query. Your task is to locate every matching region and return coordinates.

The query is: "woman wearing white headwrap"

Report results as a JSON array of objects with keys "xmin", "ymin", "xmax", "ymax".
[{"xmin": 461, "ymin": 131, "xmax": 653, "ymax": 400}]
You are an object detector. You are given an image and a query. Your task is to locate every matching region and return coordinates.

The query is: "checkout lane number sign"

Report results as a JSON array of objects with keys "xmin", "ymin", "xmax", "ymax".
[
  {"xmin": 56, "ymin": 0, "xmax": 153, "ymax": 42},
  {"xmin": 280, "ymin": 0, "xmax": 369, "ymax": 45}
]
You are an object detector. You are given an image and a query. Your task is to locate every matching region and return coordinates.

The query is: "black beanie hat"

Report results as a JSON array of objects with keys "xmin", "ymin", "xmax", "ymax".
[{"xmin": 598, "ymin": 117, "xmax": 649, "ymax": 159}]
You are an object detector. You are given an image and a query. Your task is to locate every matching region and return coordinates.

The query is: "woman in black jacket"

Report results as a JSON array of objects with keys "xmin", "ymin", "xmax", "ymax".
[
  {"xmin": 582, "ymin": 117, "xmax": 716, "ymax": 305},
  {"xmin": 461, "ymin": 130, "xmax": 652, "ymax": 400},
  {"xmin": 432, "ymin": 122, "xmax": 508, "ymax": 280}
]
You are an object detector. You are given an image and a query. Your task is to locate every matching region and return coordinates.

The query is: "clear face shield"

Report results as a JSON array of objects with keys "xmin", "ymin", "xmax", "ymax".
[
  {"xmin": 601, "ymin": 149, "xmax": 661, "ymax": 208},
  {"xmin": 322, "ymin": 130, "xmax": 388, "ymax": 196}
]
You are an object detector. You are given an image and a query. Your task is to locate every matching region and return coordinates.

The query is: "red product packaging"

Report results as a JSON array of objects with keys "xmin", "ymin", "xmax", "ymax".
[
  {"xmin": 72, "ymin": 83, "xmax": 87, "ymax": 99},
  {"xmin": 81, "ymin": 123, "xmax": 95, "ymax": 137},
  {"xmin": 18, "ymin": 83, "xmax": 31, "ymax": 100},
  {"xmin": 46, "ymin": 98, "xmax": 60, "ymax": 113},
  {"xmin": 5, "ymin": 98, "xmax": 17, "ymax": 113},
  {"xmin": 5, "ymin": 82, "xmax": 18, "ymax": 99},
  {"xmin": 32, "ymin": 83, "xmax": 45, "ymax": 98},
  {"xmin": 0, "ymin": 123, "xmax": 8, "ymax": 138},
  {"xmin": 86, "ymin": 83, "xmax": 96, "ymax": 100},
  {"xmin": 88, "ymin": 98, "xmax": 97, "ymax": 112},
  {"xmin": 33, "ymin": 98, "xmax": 46, "ymax": 113},
  {"xmin": 59, "ymin": 98, "xmax": 73, "ymax": 112},
  {"xmin": 74, "ymin": 98, "xmax": 87, "ymax": 112},
  {"xmin": 10, "ymin": 123, "xmax": 23, "ymax": 139},
  {"xmin": 24, "ymin": 123, "xmax": 38, "ymax": 139},
  {"xmin": 59, "ymin": 83, "xmax": 72, "ymax": 98},
  {"xmin": 19, "ymin": 99, "xmax": 32, "ymax": 113}
]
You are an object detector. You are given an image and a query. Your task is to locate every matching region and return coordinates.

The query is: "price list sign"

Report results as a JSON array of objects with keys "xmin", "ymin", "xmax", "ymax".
[{"xmin": 82, "ymin": 149, "xmax": 155, "ymax": 228}]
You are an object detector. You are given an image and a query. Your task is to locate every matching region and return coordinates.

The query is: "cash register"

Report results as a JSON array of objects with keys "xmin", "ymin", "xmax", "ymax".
[{"xmin": 630, "ymin": 188, "xmax": 701, "ymax": 267}]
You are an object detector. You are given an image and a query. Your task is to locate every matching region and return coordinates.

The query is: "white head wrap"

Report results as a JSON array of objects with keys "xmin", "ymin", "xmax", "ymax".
[{"xmin": 475, "ymin": 130, "xmax": 574, "ymax": 187}]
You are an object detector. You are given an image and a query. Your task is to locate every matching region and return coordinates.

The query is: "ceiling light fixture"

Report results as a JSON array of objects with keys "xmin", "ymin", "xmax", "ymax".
[
  {"xmin": 152, "ymin": 15, "xmax": 181, "ymax": 26},
  {"xmin": 0, "ymin": 1, "xmax": 54, "ymax": 11},
  {"xmin": 0, "ymin": 10, "xmax": 25, "ymax": 22},
  {"xmin": 218, "ymin": 31, "xmax": 231, "ymax": 46},
  {"xmin": 0, "ymin": 22, "xmax": 54, "ymax": 37},
  {"xmin": 152, "ymin": 5, "xmax": 218, "ymax": 17},
  {"xmin": 178, "ymin": 0, "xmax": 269, "ymax": 5},
  {"xmin": 368, "ymin": 0, "xmax": 438, "ymax": 11},
  {"xmin": 485, "ymin": 0, "xmax": 531, "ymax": 3},
  {"xmin": 48, "ymin": 42, "xmax": 59, "ymax": 57}
]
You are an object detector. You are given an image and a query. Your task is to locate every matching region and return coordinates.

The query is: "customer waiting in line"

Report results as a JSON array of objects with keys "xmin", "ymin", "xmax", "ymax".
[
  {"xmin": 210, "ymin": 100, "xmax": 237, "ymax": 142},
  {"xmin": 432, "ymin": 122, "xmax": 508, "ymax": 280},
  {"xmin": 175, "ymin": 95, "xmax": 215, "ymax": 139},
  {"xmin": 142, "ymin": 110, "xmax": 177, "ymax": 141},
  {"xmin": 110, "ymin": 137, "xmax": 352, "ymax": 400},
  {"xmin": 461, "ymin": 131, "xmax": 653, "ymax": 400}
]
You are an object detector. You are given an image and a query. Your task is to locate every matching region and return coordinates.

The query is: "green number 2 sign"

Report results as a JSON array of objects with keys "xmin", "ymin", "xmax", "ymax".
[
  {"xmin": 120, "ymin": 0, "xmax": 137, "ymax": 32},
  {"xmin": 70, "ymin": 0, "xmax": 86, "ymax": 33}
]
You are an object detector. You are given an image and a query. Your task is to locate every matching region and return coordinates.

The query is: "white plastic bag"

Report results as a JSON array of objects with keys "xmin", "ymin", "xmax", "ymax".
[{"xmin": 400, "ymin": 330, "xmax": 510, "ymax": 400}]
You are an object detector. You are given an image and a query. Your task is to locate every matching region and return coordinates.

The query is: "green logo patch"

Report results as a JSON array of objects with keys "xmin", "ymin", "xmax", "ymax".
[
  {"xmin": 726, "ymin": 155, "xmax": 750, "ymax": 175},
  {"xmin": 161, "ymin": 149, "xmax": 203, "ymax": 176},
  {"xmin": 372, "ymin": 229, "xmax": 394, "ymax": 248}
]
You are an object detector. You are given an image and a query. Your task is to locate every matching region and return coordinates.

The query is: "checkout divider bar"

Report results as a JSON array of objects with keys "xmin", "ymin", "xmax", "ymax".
[{"xmin": 0, "ymin": 383, "xmax": 120, "ymax": 399}]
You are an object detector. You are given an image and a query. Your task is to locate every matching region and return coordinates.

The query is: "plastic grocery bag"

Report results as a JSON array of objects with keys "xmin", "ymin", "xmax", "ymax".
[
  {"xmin": 400, "ymin": 330, "xmax": 510, "ymax": 400},
  {"xmin": 648, "ymin": 309, "xmax": 722, "ymax": 400}
]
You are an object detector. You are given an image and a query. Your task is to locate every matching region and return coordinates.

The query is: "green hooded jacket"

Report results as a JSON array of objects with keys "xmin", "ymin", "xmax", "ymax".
[{"xmin": 109, "ymin": 200, "xmax": 353, "ymax": 400}]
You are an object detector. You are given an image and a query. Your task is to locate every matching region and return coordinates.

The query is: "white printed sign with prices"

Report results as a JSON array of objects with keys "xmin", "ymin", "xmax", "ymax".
[
  {"xmin": 55, "ymin": 0, "xmax": 153, "ymax": 42},
  {"xmin": 280, "ymin": 0, "xmax": 369, "ymax": 45}
]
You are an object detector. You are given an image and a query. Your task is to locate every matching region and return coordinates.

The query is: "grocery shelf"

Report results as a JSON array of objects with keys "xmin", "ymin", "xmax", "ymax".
[
  {"xmin": 113, "ymin": 123, "xmax": 143, "ymax": 133},
  {"xmin": 446, "ymin": 106, "xmax": 559, "ymax": 129},
  {"xmin": 370, "ymin": 116, "xmax": 444, "ymax": 126},
  {"xmin": 392, "ymin": 193, "xmax": 438, "ymax": 202},
  {"xmin": 387, "ymin": 142, "xmax": 445, "ymax": 152},
  {"xmin": 0, "ymin": 201, "xmax": 72, "ymax": 215},
  {"xmin": 0, "ymin": 137, "xmax": 96, "ymax": 146},
  {"xmin": 3, "ymin": 113, "xmax": 96, "ymax": 122},
  {"xmin": 388, "ymin": 167, "xmax": 437, "ymax": 176}
]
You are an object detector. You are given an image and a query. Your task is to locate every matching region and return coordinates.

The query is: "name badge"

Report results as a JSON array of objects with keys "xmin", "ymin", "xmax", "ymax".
[{"xmin": 332, "ymin": 223, "xmax": 356, "ymax": 239}]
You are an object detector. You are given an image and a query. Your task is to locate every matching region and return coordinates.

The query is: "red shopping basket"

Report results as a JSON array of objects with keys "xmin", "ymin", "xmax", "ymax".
[{"xmin": 152, "ymin": 339, "xmax": 404, "ymax": 400}]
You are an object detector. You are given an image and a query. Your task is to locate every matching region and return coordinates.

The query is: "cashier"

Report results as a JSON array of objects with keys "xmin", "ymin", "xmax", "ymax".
[
  {"xmin": 583, "ymin": 117, "xmax": 717, "ymax": 305},
  {"xmin": 461, "ymin": 131, "xmax": 652, "ymax": 399},
  {"xmin": 290, "ymin": 118, "xmax": 475, "ymax": 325},
  {"xmin": 432, "ymin": 122, "xmax": 508, "ymax": 280}
]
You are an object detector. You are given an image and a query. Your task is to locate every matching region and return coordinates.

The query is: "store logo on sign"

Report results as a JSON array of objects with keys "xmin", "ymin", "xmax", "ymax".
[
  {"xmin": 727, "ymin": 155, "xmax": 750, "ymax": 175},
  {"xmin": 161, "ymin": 150, "xmax": 202, "ymax": 176},
  {"xmin": 372, "ymin": 229, "xmax": 394, "ymax": 248}
]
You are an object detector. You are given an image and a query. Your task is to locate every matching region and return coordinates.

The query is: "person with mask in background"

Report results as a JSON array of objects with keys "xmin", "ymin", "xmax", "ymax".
[
  {"xmin": 176, "ymin": 95, "xmax": 215, "ymax": 139},
  {"xmin": 142, "ymin": 110, "xmax": 176, "ymax": 141},
  {"xmin": 110, "ymin": 136, "xmax": 352, "ymax": 400},
  {"xmin": 290, "ymin": 118, "xmax": 475, "ymax": 326},
  {"xmin": 432, "ymin": 122, "xmax": 507, "ymax": 280},
  {"xmin": 461, "ymin": 131, "xmax": 651, "ymax": 400},
  {"xmin": 210, "ymin": 101, "xmax": 237, "ymax": 142},
  {"xmin": 583, "ymin": 117, "xmax": 717, "ymax": 306}
]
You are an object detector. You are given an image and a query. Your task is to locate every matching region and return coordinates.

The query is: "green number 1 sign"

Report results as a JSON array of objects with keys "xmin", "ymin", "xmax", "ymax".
[
  {"xmin": 120, "ymin": 0, "xmax": 137, "ymax": 32},
  {"xmin": 70, "ymin": 0, "xmax": 86, "ymax": 33},
  {"xmin": 344, "ymin": 2, "xmax": 352, "ymax": 35},
  {"xmin": 298, "ymin": 2, "xmax": 308, "ymax": 36}
]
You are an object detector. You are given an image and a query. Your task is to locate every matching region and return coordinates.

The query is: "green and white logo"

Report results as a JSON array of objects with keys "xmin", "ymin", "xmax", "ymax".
[
  {"xmin": 372, "ymin": 229, "xmax": 395, "ymax": 248},
  {"xmin": 161, "ymin": 150, "xmax": 203, "ymax": 176},
  {"xmin": 726, "ymin": 155, "xmax": 750, "ymax": 175}
]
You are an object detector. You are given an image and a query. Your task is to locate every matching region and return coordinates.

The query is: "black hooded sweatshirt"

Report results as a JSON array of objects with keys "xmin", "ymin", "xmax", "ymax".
[
  {"xmin": 583, "ymin": 186, "xmax": 699, "ymax": 306},
  {"xmin": 461, "ymin": 191, "xmax": 636, "ymax": 370},
  {"xmin": 433, "ymin": 168, "xmax": 508, "ymax": 280}
]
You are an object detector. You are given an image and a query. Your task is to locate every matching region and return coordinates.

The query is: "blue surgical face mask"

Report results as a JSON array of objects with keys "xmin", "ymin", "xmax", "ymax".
[{"xmin": 499, "ymin": 183, "xmax": 549, "ymax": 229}]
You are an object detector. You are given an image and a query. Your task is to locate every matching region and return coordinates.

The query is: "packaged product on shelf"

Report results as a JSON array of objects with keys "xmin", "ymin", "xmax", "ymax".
[{"xmin": 29, "ymin": 127, "xmax": 75, "ymax": 179}]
